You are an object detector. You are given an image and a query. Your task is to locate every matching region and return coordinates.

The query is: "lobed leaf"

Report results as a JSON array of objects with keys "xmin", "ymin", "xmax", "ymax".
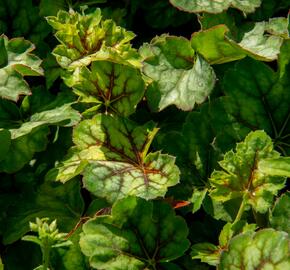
[
  {"xmin": 64, "ymin": 61, "xmax": 145, "ymax": 116},
  {"xmin": 221, "ymin": 53, "xmax": 290, "ymax": 155},
  {"xmin": 209, "ymin": 130, "xmax": 287, "ymax": 213},
  {"xmin": 140, "ymin": 35, "xmax": 216, "ymax": 111},
  {"xmin": 79, "ymin": 196, "xmax": 190, "ymax": 269},
  {"xmin": 0, "ymin": 35, "xmax": 43, "ymax": 101},
  {"xmin": 47, "ymin": 114, "xmax": 180, "ymax": 202},
  {"xmin": 219, "ymin": 229, "xmax": 290, "ymax": 270}
]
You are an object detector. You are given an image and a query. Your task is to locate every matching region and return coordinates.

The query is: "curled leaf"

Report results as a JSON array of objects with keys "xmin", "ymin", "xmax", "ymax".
[
  {"xmin": 0, "ymin": 35, "xmax": 43, "ymax": 101},
  {"xmin": 47, "ymin": 8, "xmax": 140, "ymax": 70}
]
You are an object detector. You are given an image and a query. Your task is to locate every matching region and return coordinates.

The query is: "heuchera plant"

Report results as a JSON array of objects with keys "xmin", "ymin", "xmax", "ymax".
[{"xmin": 0, "ymin": 0, "xmax": 289, "ymax": 269}]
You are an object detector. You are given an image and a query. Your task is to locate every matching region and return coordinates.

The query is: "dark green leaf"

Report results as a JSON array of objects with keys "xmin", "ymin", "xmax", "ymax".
[{"xmin": 79, "ymin": 196, "xmax": 190, "ymax": 269}]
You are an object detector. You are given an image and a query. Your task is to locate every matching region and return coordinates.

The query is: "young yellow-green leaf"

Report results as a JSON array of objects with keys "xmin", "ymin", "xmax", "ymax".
[
  {"xmin": 46, "ymin": 8, "xmax": 140, "ymax": 70},
  {"xmin": 47, "ymin": 114, "xmax": 180, "ymax": 202},
  {"xmin": 270, "ymin": 193, "xmax": 290, "ymax": 234},
  {"xmin": 219, "ymin": 229, "xmax": 290, "ymax": 270},
  {"xmin": 191, "ymin": 18, "xmax": 288, "ymax": 64},
  {"xmin": 0, "ymin": 35, "xmax": 43, "ymax": 101},
  {"xmin": 140, "ymin": 35, "xmax": 216, "ymax": 111},
  {"xmin": 64, "ymin": 61, "xmax": 145, "ymax": 116},
  {"xmin": 209, "ymin": 131, "xmax": 287, "ymax": 213},
  {"xmin": 79, "ymin": 196, "xmax": 190, "ymax": 269},
  {"xmin": 169, "ymin": 0, "xmax": 261, "ymax": 14},
  {"xmin": 259, "ymin": 157, "xmax": 290, "ymax": 177}
]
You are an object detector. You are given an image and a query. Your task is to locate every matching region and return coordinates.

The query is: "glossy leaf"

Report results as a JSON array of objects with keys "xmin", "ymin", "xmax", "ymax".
[
  {"xmin": 270, "ymin": 193, "xmax": 290, "ymax": 234},
  {"xmin": 79, "ymin": 196, "xmax": 190, "ymax": 269},
  {"xmin": 64, "ymin": 61, "xmax": 145, "ymax": 116},
  {"xmin": 47, "ymin": 8, "xmax": 140, "ymax": 70},
  {"xmin": 0, "ymin": 35, "xmax": 43, "ymax": 101},
  {"xmin": 141, "ymin": 35, "xmax": 216, "ymax": 111},
  {"xmin": 209, "ymin": 131, "xmax": 287, "ymax": 213},
  {"xmin": 169, "ymin": 0, "xmax": 261, "ymax": 14},
  {"xmin": 48, "ymin": 114, "xmax": 180, "ymax": 202},
  {"xmin": 219, "ymin": 229, "xmax": 290, "ymax": 270}
]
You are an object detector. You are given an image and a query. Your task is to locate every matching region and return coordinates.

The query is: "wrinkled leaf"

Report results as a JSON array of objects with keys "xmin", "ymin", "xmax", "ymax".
[
  {"xmin": 47, "ymin": 8, "xmax": 140, "ymax": 70},
  {"xmin": 0, "ymin": 35, "xmax": 43, "ymax": 101},
  {"xmin": 47, "ymin": 114, "xmax": 180, "ymax": 202},
  {"xmin": 169, "ymin": 0, "xmax": 261, "ymax": 14},
  {"xmin": 79, "ymin": 196, "xmax": 190, "ymax": 269},
  {"xmin": 270, "ymin": 193, "xmax": 290, "ymax": 233},
  {"xmin": 219, "ymin": 229, "xmax": 290, "ymax": 270},
  {"xmin": 209, "ymin": 131, "xmax": 287, "ymax": 213},
  {"xmin": 141, "ymin": 35, "xmax": 216, "ymax": 111},
  {"xmin": 65, "ymin": 61, "xmax": 145, "ymax": 116}
]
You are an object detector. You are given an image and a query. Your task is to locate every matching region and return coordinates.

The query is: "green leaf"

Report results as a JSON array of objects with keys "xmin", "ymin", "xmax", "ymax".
[
  {"xmin": 209, "ymin": 130, "xmax": 286, "ymax": 213},
  {"xmin": 0, "ymin": 103, "xmax": 81, "ymax": 173},
  {"xmin": 169, "ymin": 0, "xmax": 261, "ymax": 14},
  {"xmin": 0, "ymin": 129, "xmax": 11, "ymax": 161},
  {"xmin": 140, "ymin": 35, "xmax": 216, "ymax": 111},
  {"xmin": 46, "ymin": 8, "xmax": 140, "ymax": 70},
  {"xmin": 0, "ymin": 35, "xmax": 43, "ymax": 101},
  {"xmin": 259, "ymin": 157, "xmax": 290, "ymax": 177},
  {"xmin": 191, "ymin": 18, "xmax": 288, "ymax": 64},
  {"xmin": 2, "ymin": 179, "xmax": 84, "ymax": 245},
  {"xmin": 191, "ymin": 243, "xmax": 219, "ymax": 266},
  {"xmin": 270, "ymin": 193, "xmax": 290, "ymax": 234},
  {"xmin": 219, "ymin": 229, "xmax": 290, "ymax": 269},
  {"xmin": 0, "ymin": 0, "xmax": 51, "ymax": 56},
  {"xmin": 191, "ymin": 222, "xmax": 256, "ymax": 266},
  {"xmin": 190, "ymin": 188, "xmax": 208, "ymax": 213},
  {"xmin": 64, "ymin": 61, "xmax": 145, "ymax": 116},
  {"xmin": 221, "ymin": 57, "xmax": 290, "ymax": 155},
  {"xmin": 79, "ymin": 196, "xmax": 190, "ymax": 269},
  {"xmin": 48, "ymin": 114, "xmax": 180, "ymax": 202}
]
